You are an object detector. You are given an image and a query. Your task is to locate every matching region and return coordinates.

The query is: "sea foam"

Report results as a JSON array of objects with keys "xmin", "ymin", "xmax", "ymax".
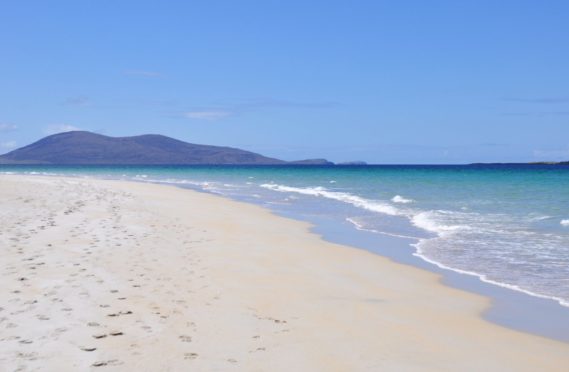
[
  {"xmin": 391, "ymin": 195, "xmax": 414, "ymax": 203},
  {"xmin": 411, "ymin": 210, "xmax": 472, "ymax": 236},
  {"xmin": 260, "ymin": 184, "xmax": 400, "ymax": 216},
  {"xmin": 411, "ymin": 240, "xmax": 569, "ymax": 308},
  {"xmin": 346, "ymin": 217, "xmax": 417, "ymax": 239}
]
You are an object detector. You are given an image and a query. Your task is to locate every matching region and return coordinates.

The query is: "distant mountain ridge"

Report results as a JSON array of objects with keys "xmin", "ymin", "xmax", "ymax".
[{"xmin": 0, "ymin": 131, "xmax": 333, "ymax": 165}]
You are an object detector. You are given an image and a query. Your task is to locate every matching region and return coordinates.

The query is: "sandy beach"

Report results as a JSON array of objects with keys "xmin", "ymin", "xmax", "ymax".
[{"xmin": 1, "ymin": 175, "xmax": 568, "ymax": 371}]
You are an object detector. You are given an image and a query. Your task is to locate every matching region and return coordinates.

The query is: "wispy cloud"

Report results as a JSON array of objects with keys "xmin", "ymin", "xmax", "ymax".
[
  {"xmin": 60, "ymin": 98, "xmax": 178, "ymax": 111},
  {"xmin": 532, "ymin": 148, "xmax": 569, "ymax": 159},
  {"xmin": 0, "ymin": 123, "xmax": 18, "ymax": 132},
  {"xmin": 0, "ymin": 141, "xmax": 17, "ymax": 150},
  {"xmin": 181, "ymin": 98, "xmax": 339, "ymax": 122},
  {"xmin": 44, "ymin": 124, "xmax": 81, "ymax": 135},
  {"xmin": 62, "ymin": 96, "xmax": 91, "ymax": 107},
  {"xmin": 184, "ymin": 110, "xmax": 233, "ymax": 121},
  {"xmin": 124, "ymin": 69, "xmax": 162, "ymax": 78},
  {"xmin": 235, "ymin": 99, "xmax": 340, "ymax": 110}
]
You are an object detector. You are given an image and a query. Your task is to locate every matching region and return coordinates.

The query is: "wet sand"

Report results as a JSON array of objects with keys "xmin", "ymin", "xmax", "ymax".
[{"xmin": 1, "ymin": 175, "xmax": 568, "ymax": 371}]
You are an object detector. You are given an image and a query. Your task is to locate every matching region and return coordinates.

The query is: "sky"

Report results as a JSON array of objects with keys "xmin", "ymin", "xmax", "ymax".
[{"xmin": 1, "ymin": 0, "xmax": 568, "ymax": 164}]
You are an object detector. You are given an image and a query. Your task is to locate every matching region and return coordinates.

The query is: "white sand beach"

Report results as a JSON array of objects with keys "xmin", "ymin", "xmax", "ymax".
[{"xmin": 1, "ymin": 175, "xmax": 568, "ymax": 371}]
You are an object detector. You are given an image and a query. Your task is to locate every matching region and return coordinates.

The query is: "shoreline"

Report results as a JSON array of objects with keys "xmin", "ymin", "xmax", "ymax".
[
  {"xmin": 3, "ymin": 166, "xmax": 569, "ymax": 313},
  {"xmin": 1, "ymin": 175, "xmax": 569, "ymax": 370},
  {"xmin": 296, "ymin": 212, "xmax": 569, "ymax": 343},
  {"xmin": 168, "ymin": 181, "xmax": 569, "ymax": 342}
]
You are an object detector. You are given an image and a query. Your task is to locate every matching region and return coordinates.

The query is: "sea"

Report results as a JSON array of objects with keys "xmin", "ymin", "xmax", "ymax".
[{"xmin": 2, "ymin": 164, "xmax": 569, "ymax": 309}]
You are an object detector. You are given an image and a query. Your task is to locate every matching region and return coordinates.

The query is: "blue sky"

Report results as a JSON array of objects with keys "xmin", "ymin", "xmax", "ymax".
[{"xmin": 1, "ymin": 1, "xmax": 568, "ymax": 163}]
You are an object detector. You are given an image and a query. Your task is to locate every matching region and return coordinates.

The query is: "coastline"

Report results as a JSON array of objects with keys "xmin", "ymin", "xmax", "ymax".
[
  {"xmin": 297, "ymin": 212, "xmax": 569, "ymax": 343},
  {"xmin": 169, "ymin": 176, "xmax": 569, "ymax": 342},
  {"xmin": 1, "ymin": 175, "xmax": 569, "ymax": 370}
]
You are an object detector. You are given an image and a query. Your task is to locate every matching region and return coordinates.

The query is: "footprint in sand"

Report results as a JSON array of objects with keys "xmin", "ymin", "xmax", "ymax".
[{"xmin": 92, "ymin": 360, "xmax": 122, "ymax": 367}]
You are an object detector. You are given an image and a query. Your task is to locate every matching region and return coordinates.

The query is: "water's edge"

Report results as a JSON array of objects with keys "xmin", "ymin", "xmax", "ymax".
[
  {"xmin": 4, "ymin": 172, "xmax": 569, "ymax": 343},
  {"xmin": 303, "ymin": 213, "xmax": 569, "ymax": 343},
  {"xmin": 172, "ymin": 183, "xmax": 569, "ymax": 344}
]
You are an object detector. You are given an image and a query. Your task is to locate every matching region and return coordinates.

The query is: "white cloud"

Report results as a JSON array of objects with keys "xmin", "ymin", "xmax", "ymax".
[
  {"xmin": 0, "ymin": 141, "xmax": 17, "ymax": 150},
  {"xmin": 0, "ymin": 123, "xmax": 18, "ymax": 132},
  {"xmin": 184, "ymin": 110, "xmax": 232, "ymax": 121},
  {"xmin": 44, "ymin": 124, "xmax": 81, "ymax": 135}
]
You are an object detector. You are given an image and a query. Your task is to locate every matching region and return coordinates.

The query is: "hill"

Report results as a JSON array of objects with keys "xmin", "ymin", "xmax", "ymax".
[{"xmin": 0, "ymin": 131, "xmax": 333, "ymax": 165}]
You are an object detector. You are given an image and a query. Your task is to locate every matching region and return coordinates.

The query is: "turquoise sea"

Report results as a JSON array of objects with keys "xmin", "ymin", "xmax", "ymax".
[{"xmin": 2, "ymin": 164, "xmax": 569, "ymax": 308}]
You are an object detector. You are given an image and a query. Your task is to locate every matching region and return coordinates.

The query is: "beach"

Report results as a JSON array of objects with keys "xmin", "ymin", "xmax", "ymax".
[{"xmin": 1, "ymin": 175, "xmax": 569, "ymax": 371}]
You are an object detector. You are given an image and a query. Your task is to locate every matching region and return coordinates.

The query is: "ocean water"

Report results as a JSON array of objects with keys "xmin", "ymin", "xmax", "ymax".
[{"xmin": 2, "ymin": 164, "xmax": 569, "ymax": 308}]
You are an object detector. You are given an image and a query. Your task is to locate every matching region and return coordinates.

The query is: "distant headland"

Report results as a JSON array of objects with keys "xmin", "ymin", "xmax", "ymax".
[{"xmin": 0, "ymin": 131, "xmax": 334, "ymax": 165}]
